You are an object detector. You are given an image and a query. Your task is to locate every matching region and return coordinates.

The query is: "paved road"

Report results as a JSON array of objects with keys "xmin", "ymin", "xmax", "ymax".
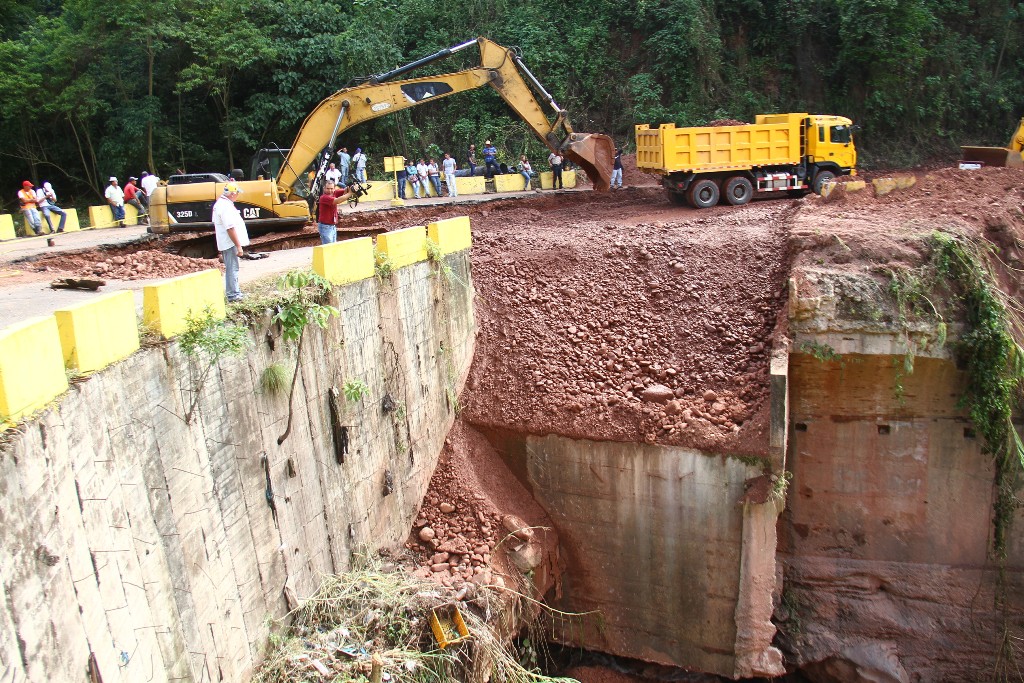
[{"xmin": 0, "ymin": 186, "xmax": 553, "ymax": 330}]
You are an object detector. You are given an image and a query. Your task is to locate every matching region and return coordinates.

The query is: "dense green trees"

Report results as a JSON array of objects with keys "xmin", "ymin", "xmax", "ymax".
[{"xmin": 1, "ymin": 0, "xmax": 1021, "ymax": 208}]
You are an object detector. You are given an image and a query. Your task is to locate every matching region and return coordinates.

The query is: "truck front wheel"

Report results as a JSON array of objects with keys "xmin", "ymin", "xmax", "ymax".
[
  {"xmin": 723, "ymin": 176, "xmax": 754, "ymax": 206},
  {"xmin": 813, "ymin": 170, "xmax": 836, "ymax": 195},
  {"xmin": 687, "ymin": 179, "xmax": 720, "ymax": 209}
]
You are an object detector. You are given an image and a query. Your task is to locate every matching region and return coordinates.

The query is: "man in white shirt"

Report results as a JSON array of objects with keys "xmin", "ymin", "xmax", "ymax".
[
  {"xmin": 212, "ymin": 182, "xmax": 250, "ymax": 302},
  {"xmin": 37, "ymin": 182, "xmax": 68, "ymax": 232},
  {"xmin": 442, "ymin": 153, "xmax": 458, "ymax": 197},
  {"xmin": 325, "ymin": 163, "xmax": 342, "ymax": 186},
  {"xmin": 415, "ymin": 159, "xmax": 430, "ymax": 197},
  {"xmin": 140, "ymin": 172, "xmax": 159, "ymax": 211},
  {"xmin": 104, "ymin": 177, "xmax": 126, "ymax": 226}
]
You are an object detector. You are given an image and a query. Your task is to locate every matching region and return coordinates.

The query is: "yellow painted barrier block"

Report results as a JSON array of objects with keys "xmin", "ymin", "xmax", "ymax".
[
  {"xmin": 819, "ymin": 181, "xmax": 839, "ymax": 199},
  {"xmin": 0, "ymin": 316, "xmax": 68, "ymax": 423},
  {"xmin": 88, "ymin": 205, "xmax": 117, "ymax": 229},
  {"xmin": 362, "ymin": 183, "xmax": 395, "ymax": 202},
  {"xmin": 0, "ymin": 214, "xmax": 15, "ymax": 241},
  {"xmin": 872, "ymin": 178, "xmax": 897, "ymax": 197},
  {"xmin": 55, "ymin": 291, "xmax": 140, "ymax": 373},
  {"xmin": 844, "ymin": 180, "xmax": 867, "ymax": 193},
  {"xmin": 539, "ymin": 170, "xmax": 577, "ymax": 189},
  {"xmin": 88, "ymin": 204, "xmax": 137, "ymax": 228},
  {"xmin": 456, "ymin": 176, "xmax": 486, "ymax": 195},
  {"xmin": 494, "ymin": 174, "xmax": 527, "ymax": 192},
  {"xmin": 313, "ymin": 236, "xmax": 375, "ymax": 285},
  {"xmin": 143, "ymin": 269, "xmax": 225, "ymax": 339},
  {"xmin": 894, "ymin": 175, "xmax": 917, "ymax": 190},
  {"xmin": 32, "ymin": 208, "xmax": 82, "ymax": 234},
  {"xmin": 427, "ymin": 216, "xmax": 472, "ymax": 255},
  {"xmin": 124, "ymin": 203, "xmax": 141, "ymax": 226},
  {"xmin": 376, "ymin": 226, "xmax": 427, "ymax": 269}
]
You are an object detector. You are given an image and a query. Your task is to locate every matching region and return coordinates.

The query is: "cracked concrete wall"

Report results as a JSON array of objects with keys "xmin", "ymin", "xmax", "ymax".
[{"xmin": 0, "ymin": 254, "xmax": 475, "ymax": 683}]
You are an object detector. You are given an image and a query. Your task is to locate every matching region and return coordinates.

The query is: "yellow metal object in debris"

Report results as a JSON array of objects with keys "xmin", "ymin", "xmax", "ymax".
[{"xmin": 429, "ymin": 605, "xmax": 470, "ymax": 649}]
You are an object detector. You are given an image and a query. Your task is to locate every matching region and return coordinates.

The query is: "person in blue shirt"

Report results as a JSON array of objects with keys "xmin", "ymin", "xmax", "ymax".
[
  {"xmin": 337, "ymin": 147, "xmax": 352, "ymax": 185},
  {"xmin": 483, "ymin": 140, "xmax": 499, "ymax": 179}
]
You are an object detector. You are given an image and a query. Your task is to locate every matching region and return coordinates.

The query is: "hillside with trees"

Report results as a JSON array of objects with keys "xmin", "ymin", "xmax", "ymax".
[{"xmin": 1, "ymin": 0, "xmax": 1021, "ymax": 207}]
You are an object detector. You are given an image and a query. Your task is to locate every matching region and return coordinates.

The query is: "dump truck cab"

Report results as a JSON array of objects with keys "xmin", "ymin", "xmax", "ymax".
[{"xmin": 803, "ymin": 115, "xmax": 857, "ymax": 174}]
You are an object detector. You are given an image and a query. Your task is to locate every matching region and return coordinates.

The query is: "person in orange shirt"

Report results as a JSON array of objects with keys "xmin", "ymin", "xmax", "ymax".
[{"xmin": 17, "ymin": 180, "xmax": 42, "ymax": 236}]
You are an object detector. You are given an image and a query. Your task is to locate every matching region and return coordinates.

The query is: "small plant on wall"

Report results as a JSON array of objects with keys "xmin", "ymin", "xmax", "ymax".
[
  {"xmin": 273, "ymin": 269, "xmax": 340, "ymax": 445},
  {"xmin": 343, "ymin": 379, "xmax": 369, "ymax": 402},
  {"xmin": 179, "ymin": 307, "xmax": 250, "ymax": 423}
]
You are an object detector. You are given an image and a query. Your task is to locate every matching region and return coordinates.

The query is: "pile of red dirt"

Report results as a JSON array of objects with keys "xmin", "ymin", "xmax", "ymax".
[
  {"xmin": 458, "ymin": 190, "xmax": 791, "ymax": 456},
  {"xmin": 405, "ymin": 420, "xmax": 558, "ymax": 594},
  {"xmin": 30, "ymin": 244, "xmax": 216, "ymax": 280}
]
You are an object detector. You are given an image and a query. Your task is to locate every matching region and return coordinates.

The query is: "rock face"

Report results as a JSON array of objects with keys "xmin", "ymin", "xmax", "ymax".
[{"xmin": 782, "ymin": 266, "xmax": 1024, "ymax": 681}]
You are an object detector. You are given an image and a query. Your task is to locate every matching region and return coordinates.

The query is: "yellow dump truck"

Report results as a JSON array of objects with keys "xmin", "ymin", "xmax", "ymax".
[{"xmin": 635, "ymin": 113, "xmax": 857, "ymax": 208}]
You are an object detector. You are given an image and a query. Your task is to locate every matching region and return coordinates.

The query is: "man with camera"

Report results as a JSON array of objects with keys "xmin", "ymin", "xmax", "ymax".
[{"xmin": 316, "ymin": 180, "xmax": 354, "ymax": 244}]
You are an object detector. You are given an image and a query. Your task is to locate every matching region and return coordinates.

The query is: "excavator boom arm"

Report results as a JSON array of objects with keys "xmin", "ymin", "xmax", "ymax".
[{"xmin": 278, "ymin": 37, "xmax": 612, "ymax": 198}]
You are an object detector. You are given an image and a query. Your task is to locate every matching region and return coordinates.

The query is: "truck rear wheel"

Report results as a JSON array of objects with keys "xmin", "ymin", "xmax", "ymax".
[
  {"xmin": 666, "ymin": 189, "xmax": 688, "ymax": 206},
  {"xmin": 723, "ymin": 176, "xmax": 753, "ymax": 206},
  {"xmin": 687, "ymin": 179, "xmax": 720, "ymax": 209}
]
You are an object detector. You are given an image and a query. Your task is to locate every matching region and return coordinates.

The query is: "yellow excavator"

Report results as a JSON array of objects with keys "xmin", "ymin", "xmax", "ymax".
[
  {"xmin": 148, "ymin": 37, "xmax": 614, "ymax": 233},
  {"xmin": 961, "ymin": 116, "xmax": 1024, "ymax": 168}
]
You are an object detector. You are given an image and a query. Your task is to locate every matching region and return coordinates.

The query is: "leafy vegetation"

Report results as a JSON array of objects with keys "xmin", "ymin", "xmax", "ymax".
[
  {"xmin": 271, "ymin": 269, "xmax": 339, "ymax": 444},
  {"xmin": 178, "ymin": 307, "xmax": 250, "ymax": 423},
  {"xmin": 343, "ymin": 378, "xmax": 369, "ymax": 403},
  {"xmin": 2, "ymin": 1, "xmax": 1021, "ymax": 208}
]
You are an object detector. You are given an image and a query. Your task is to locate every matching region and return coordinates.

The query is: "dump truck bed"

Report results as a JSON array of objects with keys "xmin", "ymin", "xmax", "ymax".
[{"xmin": 636, "ymin": 113, "xmax": 806, "ymax": 175}]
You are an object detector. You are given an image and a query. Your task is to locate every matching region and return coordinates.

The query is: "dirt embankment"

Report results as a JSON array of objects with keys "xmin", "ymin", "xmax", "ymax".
[{"xmin": 460, "ymin": 190, "xmax": 792, "ymax": 456}]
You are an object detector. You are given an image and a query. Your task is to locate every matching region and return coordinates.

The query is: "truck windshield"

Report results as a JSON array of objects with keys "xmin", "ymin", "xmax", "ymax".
[{"xmin": 830, "ymin": 125, "xmax": 852, "ymax": 144}]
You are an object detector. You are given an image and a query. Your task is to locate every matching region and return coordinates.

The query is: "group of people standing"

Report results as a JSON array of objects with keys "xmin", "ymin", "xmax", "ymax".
[
  {"xmin": 325, "ymin": 147, "xmax": 367, "ymax": 188},
  {"xmin": 396, "ymin": 154, "xmax": 460, "ymax": 200}
]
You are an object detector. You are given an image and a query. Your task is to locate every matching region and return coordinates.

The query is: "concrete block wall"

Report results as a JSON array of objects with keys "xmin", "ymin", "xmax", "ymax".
[{"xmin": 0, "ymin": 224, "xmax": 476, "ymax": 682}]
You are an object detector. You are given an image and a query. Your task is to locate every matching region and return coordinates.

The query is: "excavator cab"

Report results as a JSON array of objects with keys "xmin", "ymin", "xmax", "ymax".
[{"xmin": 250, "ymin": 147, "xmax": 291, "ymax": 181}]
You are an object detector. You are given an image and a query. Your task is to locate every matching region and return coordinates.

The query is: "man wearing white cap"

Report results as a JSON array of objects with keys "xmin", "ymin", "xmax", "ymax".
[
  {"xmin": 212, "ymin": 182, "xmax": 249, "ymax": 302},
  {"xmin": 105, "ymin": 176, "xmax": 126, "ymax": 227}
]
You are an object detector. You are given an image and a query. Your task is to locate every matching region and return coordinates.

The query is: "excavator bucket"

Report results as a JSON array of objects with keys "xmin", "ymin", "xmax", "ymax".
[
  {"xmin": 960, "ymin": 146, "xmax": 1023, "ymax": 168},
  {"xmin": 564, "ymin": 133, "xmax": 615, "ymax": 192}
]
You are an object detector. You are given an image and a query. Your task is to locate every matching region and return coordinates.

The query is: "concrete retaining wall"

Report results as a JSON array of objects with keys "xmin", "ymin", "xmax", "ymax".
[
  {"xmin": 783, "ymin": 270, "xmax": 1024, "ymax": 681},
  {"xmin": 0, "ymin": 252, "xmax": 476, "ymax": 682},
  {"xmin": 481, "ymin": 428, "xmax": 784, "ymax": 679}
]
